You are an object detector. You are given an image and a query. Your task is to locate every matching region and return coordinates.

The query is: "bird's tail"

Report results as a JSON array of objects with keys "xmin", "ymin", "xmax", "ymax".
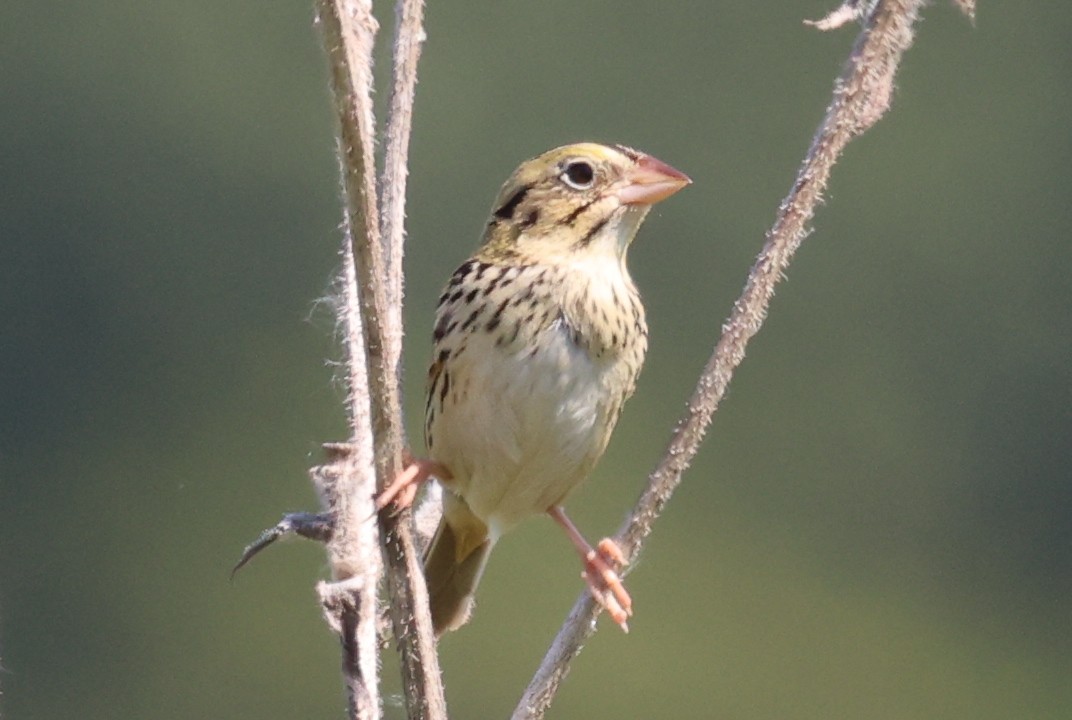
[{"xmin": 423, "ymin": 490, "xmax": 493, "ymax": 636}]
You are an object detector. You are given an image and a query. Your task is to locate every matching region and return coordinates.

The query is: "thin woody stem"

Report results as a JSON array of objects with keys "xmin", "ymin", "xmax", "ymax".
[
  {"xmin": 381, "ymin": 0, "xmax": 427, "ymax": 375},
  {"xmin": 374, "ymin": 1, "xmax": 446, "ymax": 718},
  {"xmin": 511, "ymin": 1, "xmax": 973, "ymax": 717}
]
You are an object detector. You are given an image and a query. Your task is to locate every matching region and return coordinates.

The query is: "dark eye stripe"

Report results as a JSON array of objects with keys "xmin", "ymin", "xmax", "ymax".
[{"xmin": 494, "ymin": 183, "xmax": 533, "ymax": 220}]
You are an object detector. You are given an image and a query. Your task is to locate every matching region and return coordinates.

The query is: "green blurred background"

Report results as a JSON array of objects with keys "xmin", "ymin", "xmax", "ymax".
[{"xmin": 3, "ymin": 1, "xmax": 1070, "ymax": 718}]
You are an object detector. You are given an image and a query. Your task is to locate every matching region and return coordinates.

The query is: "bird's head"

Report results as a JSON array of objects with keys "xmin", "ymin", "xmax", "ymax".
[{"xmin": 477, "ymin": 143, "xmax": 690, "ymax": 265}]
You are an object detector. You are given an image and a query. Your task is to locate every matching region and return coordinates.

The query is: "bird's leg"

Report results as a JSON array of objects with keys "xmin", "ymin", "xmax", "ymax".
[
  {"xmin": 548, "ymin": 505, "xmax": 633, "ymax": 632},
  {"xmin": 375, "ymin": 452, "xmax": 452, "ymax": 511}
]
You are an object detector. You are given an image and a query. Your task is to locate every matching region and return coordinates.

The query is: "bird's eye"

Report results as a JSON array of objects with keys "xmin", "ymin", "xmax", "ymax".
[{"xmin": 560, "ymin": 160, "xmax": 595, "ymax": 190}]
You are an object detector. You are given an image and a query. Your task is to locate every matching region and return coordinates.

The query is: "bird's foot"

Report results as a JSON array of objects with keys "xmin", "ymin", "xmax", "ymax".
[
  {"xmin": 375, "ymin": 454, "xmax": 451, "ymax": 512},
  {"xmin": 548, "ymin": 506, "xmax": 633, "ymax": 632},
  {"xmin": 581, "ymin": 537, "xmax": 633, "ymax": 632}
]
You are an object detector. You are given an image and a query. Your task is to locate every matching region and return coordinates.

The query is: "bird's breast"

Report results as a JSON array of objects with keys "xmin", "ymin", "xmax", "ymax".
[{"xmin": 425, "ymin": 271, "xmax": 645, "ymax": 536}]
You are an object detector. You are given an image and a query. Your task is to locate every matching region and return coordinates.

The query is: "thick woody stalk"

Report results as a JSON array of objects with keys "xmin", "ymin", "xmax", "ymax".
[
  {"xmin": 511, "ymin": 1, "xmax": 970, "ymax": 717},
  {"xmin": 316, "ymin": 1, "xmax": 446, "ymax": 719},
  {"xmin": 315, "ymin": 0, "xmax": 384, "ymax": 717}
]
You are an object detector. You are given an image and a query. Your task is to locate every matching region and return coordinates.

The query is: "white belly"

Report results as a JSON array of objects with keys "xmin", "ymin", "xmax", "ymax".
[{"xmin": 427, "ymin": 318, "xmax": 623, "ymax": 540}]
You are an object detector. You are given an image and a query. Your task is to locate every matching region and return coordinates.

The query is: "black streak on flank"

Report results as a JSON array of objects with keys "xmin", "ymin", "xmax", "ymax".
[
  {"xmin": 449, "ymin": 261, "xmax": 474, "ymax": 285},
  {"xmin": 484, "ymin": 271, "xmax": 506, "ymax": 296},
  {"xmin": 494, "ymin": 184, "xmax": 533, "ymax": 220},
  {"xmin": 485, "ymin": 297, "xmax": 511, "ymax": 333},
  {"xmin": 433, "ymin": 312, "xmax": 452, "ymax": 342},
  {"xmin": 461, "ymin": 307, "xmax": 482, "ymax": 332},
  {"xmin": 577, "ymin": 216, "xmax": 610, "ymax": 247},
  {"xmin": 440, "ymin": 370, "xmax": 451, "ymax": 404}
]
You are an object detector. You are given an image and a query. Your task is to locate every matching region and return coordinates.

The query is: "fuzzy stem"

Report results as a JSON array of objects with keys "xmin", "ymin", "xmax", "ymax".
[
  {"xmin": 315, "ymin": 1, "xmax": 384, "ymax": 717},
  {"xmin": 511, "ymin": 1, "xmax": 971, "ymax": 717},
  {"xmin": 316, "ymin": 0, "xmax": 445, "ymax": 718},
  {"xmin": 374, "ymin": 1, "xmax": 446, "ymax": 718},
  {"xmin": 380, "ymin": 0, "xmax": 427, "ymax": 377}
]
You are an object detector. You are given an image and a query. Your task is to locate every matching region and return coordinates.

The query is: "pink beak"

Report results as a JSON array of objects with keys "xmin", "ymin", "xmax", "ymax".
[{"xmin": 617, "ymin": 154, "xmax": 691, "ymax": 206}]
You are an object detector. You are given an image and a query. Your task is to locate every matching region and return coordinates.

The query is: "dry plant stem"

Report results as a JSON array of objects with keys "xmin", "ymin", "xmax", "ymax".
[
  {"xmin": 316, "ymin": 1, "xmax": 385, "ymax": 718},
  {"xmin": 374, "ymin": 0, "xmax": 445, "ymax": 717},
  {"xmin": 312, "ymin": 444, "xmax": 381, "ymax": 720},
  {"xmin": 380, "ymin": 0, "xmax": 427, "ymax": 369},
  {"xmin": 512, "ymin": 1, "xmax": 955, "ymax": 717},
  {"xmin": 318, "ymin": 1, "xmax": 447, "ymax": 719}
]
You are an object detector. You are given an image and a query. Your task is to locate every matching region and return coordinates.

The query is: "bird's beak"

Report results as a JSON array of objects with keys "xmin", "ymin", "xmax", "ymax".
[{"xmin": 617, "ymin": 154, "xmax": 691, "ymax": 206}]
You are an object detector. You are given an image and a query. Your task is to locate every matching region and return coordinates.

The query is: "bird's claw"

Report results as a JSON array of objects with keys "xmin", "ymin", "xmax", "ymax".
[{"xmin": 582, "ymin": 537, "xmax": 633, "ymax": 632}]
